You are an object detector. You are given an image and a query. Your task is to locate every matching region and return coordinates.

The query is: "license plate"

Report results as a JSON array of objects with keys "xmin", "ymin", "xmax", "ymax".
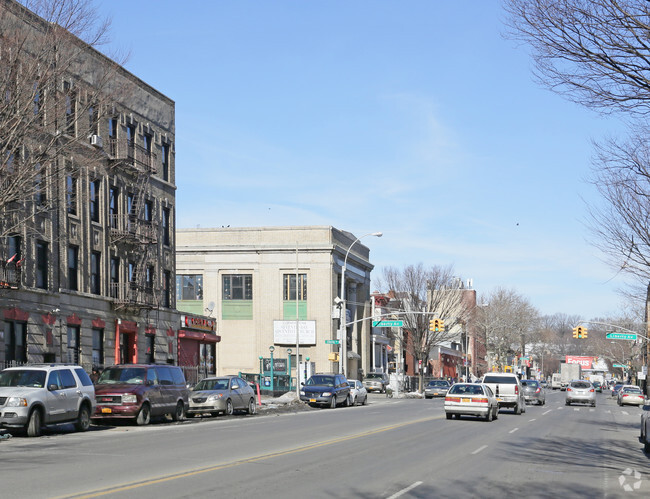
[
  {"xmin": 497, "ymin": 397, "xmax": 503, "ymax": 402},
  {"xmin": 433, "ymin": 392, "xmax": 439, "ymax": 396},
  {"xmin": 309, "ymin": 399, "xmax": 317, "ymax": 403},
  {"xmin": 462, "ymin": 398, "xmax": 471, "ymax": 403},
  {"xmin": 101, "ymin": 407, "xmax": 112, "ymax": 414}
]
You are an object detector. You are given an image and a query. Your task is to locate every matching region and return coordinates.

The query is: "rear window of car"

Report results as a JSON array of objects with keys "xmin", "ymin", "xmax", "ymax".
[
  {"xmin": 74, "ymin": 368, "xmax": 93, "ymax": 387},
  {"xmin": 448, "ymin": 384, "xmax": 485, "ymax": 395},
  {"xmin": 429, "ymin": 381, "xmax": 450, "ymax": 387},
  {"xmin": 522, "ymin": 380, "xmax": 539, "ymax": 387},
  {"xmin": 571, "ymin": 382, "xmax": 591, "ymax": 389},
  {"xmin": 483, "ymin": 375, "xmax": 518, "ymax": 384},
  {"xmin": 624, "ymin": 387, "xmax": 642, "ymax": 394}
]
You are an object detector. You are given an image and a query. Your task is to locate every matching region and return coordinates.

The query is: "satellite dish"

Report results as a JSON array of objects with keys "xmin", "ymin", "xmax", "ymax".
[{"xmin": 208, "ymin": 301, "xmax": 215, "ymax": 310}]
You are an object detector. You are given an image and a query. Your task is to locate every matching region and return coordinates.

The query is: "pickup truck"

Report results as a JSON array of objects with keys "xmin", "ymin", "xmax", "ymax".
[{"xmin": 481, "ymin": 373, "xmax": 526, "ymax": 415}]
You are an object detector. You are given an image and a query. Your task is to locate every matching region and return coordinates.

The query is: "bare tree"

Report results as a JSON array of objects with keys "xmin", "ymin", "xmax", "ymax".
[
  {"xmin": 476, "ymin": 288, "xmax": 539, "ymax": 372},
  {"xmin": 0, "ymin": 0, "xmax": 125, "ymax": 242},
  {"xmin": 379, "ymin": 263, "xmax": 472, "ymax": 391}
]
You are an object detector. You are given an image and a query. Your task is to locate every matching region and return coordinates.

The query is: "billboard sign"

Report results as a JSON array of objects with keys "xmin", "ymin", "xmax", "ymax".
[
  {"xmin": 273, "ymin": 320, "xmax": 316, "ymax": 345},
  {"xmin": 565, "ymin": 356, "xmax": 593, "ymax": 369}
]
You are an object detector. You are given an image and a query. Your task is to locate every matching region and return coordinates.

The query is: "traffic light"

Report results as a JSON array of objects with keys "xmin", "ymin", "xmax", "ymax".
[
  {"xmin": 574, "ymin": 326, "xmax": 588, "ymax": 338},
  {"xmin": 581, "ymin": 327, "xmax": 588, "ymax": 339},
  {"xmin": 573, "ymin": 327, "xmax": 579, "ymax": 339},
  {"xmin": 429, "ymin": 318, "xmax": 445, "ymax": 332}
]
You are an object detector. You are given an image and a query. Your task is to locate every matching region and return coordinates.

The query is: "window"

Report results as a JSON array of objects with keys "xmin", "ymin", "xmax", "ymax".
[
  {"xmin": 4, "ymin": 321, "xmax": 27, "ymax": 363},
  {"xmin": 127, "ymin": 124, "xmax": 135, "ymax": 147},
  {"xmin": 88, "ymin": 103, "xmax": 98, "ymax": 135},
  {"xmin": 34, "ymin": 163, "xmax": 46, "ymax": 206},
  {"xmin": 36, "ymin": 241, "xmax": 48, "ymax": 289},
  {"xmin": 110, "ymin": 256, "xmax": 119, "ymax": 298},
  {"xmin": 64, "ymin": 81, "xmax": 75, "ymax": 135},
  {"xmin": 161, "ymin": 142, "xmax": 170, "ymax": 181},
  {"xmin": 283, "ymin": 274, "xmax": 307, "ymax": 300},
  {"xmin": 108, "ymin": 117, "xmax": 118, "ymax": 156},
  {"xmin": 162, "ymin": 207, "xmax": 170, "ymax": 246},
  {"xmin": 89, "ymin": 179, "xmax": 101, "ymax": 223},
  {"xmin": 143, "ymin": 133, "xmax": 152, "ymax": 154},
  {"xmin": 163, "ymin": 270, "xmax": 171, "ymax": 308},
  {"xmin": 144, "ymin": 199, "xmax": 153, "ymax": 222},
  {"xmin": 68, "ymin": 246, "xmax": 78, "ymax": 291},
  {"xmin": 66, "ymin": 173, "xmax": 77, "ymax": 215},
  {"xmin": 145, "ymin": 334, "xmax": 155, "ymax": 364},
  {"xmin": 33, "ymin": 82, "xmax": 40, "ymax": 116},
  {"xmin": 223, "ymin": 274, "xmax": 252, "ymax": 300},
  {"xmin": 67, "ymin": 326, "xmax": 80, "ymax": 364},
  {"xmin": 109, "ymin": 186, "xmax": 119, "ymax": 228},
  {"xmin": 90, "ymin": 251, "xmax": 101, "ymax": 295},
  {"xmin": 92, "ymin": 328, "xmax": 104, "ymax": 367},
  {"xmin": 127, "ymin": 192, "xmax": 136, "ymax": 232},
  {"xmin": 7, "ymin": 234, "xmax": 21, "ymax": 262},
  {"xmin": 128, "ymin": 261, "xmax": 136, "ymax": 284},
  {"xmin": 176, "ymin": 275, "xmax": 203, "ymax": 301},
  {"xmin": 145, "ymin": 265, "xmax": 154, "ymax": 290}
]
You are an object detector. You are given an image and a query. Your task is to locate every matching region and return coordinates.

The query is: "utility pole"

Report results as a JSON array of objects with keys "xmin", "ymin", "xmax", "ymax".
[{"xmin": 645, "ymin": 281, "xmax": 650, "ymax": 397}]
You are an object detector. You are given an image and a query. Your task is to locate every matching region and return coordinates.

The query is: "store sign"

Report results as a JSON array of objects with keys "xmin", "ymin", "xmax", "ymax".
[
  {"xmin": 181, "ymin": 315, "xmax": 216, "ymax": 332},
  {"xmin": 273, "ymin": 320, "xmax": 316, "ymax": 345},
  {"xmin": 565, "ymin": 356, "xmax": 593, "ymax": 369}
]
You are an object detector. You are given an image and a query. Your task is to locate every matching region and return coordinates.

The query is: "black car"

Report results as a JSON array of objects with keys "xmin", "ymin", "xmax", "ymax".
[{"xmin": 300, "ymin": 374, "xmax": 351, "ymax": 408}]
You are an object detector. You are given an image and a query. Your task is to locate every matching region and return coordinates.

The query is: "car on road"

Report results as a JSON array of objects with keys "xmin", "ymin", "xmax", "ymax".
[
  {"xmin": 640, "ymin": 399, "xmax": 650, "ymax": 453},
  {"xmin": 300, "ymin": 373, "xmax": 351, "ymax": 408},
  {"xmin": 92, "ymin": 364, "xmax": 189, "ymax": 425},
  {"xmin": 444, "ymin": 383, "xmax": 498, "ymax": 421},
  {"xmin": 187, "ymin": 375, "xmax": 256, "ymax": 417},
  {"xmin": 362, "ymin": 372, "xmax": 389, "ymax": 393},
  {"xmin": 0, "ymin": 364, "xmax": 96, "ymax": 437},
  {"xmin": 565, "ymin": 380, "xmax": 596, "ymax": 407},
  {"xmin": 611, "ymin": 383, "xmax": 623, "ymax": 397},
  {"xmin": 521, "ymin": 379, "xmax": 545, "ymax": 405},
  {"xmin": 424, "ymin": 379, "xmax": 451, "ymax": 399},
  {"xmin": 481, "ymin": 372, "xmax": 526, "ymax": 414},
  {"xmin": 592, "ymin": 381, "xmax": 602, "ymax": 393},
  {"xmin": 347, "ymin": 379, "xmax": 368, "ymax": 406},
  {"xmin": 617, "ymin": 385, "xmax": 644, "ymax": 407}
]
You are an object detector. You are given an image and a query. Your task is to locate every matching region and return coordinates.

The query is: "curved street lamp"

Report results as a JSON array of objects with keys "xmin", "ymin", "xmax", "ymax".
[{"xmin": 339, "ymin": 231, "xmax": 382, "ymax": 377}]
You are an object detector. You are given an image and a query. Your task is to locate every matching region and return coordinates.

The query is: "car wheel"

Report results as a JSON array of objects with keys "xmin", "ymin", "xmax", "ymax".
[
  {"xmin": 26, "ymin": 408, "xmax": 42, "ymax": 437},
  {"xmin": 515, "ymin": 404, "xmax": 521, "ymax": 415},
  {"xmin": 362, "ymin": 395, "xmax": 368, "ymax": 406},
  {"xmin": 566, "ymin": 400, "xmax": 571, "ymax": 406},
  {"xmin": 493, "ymin": 407, "xmax": 498, "ymax": 420},
  {"xmin": 330, "ymin": 396, "xmax": 337, "ymax": 409},
  {"xmin": 172, "ymin": 401, "xmax": 185, "ymax": 422},
  {"xmin": 645, "ymin": 440, "xmax": 650, "ymax": 454},
  {"xmin": 352, "ymin": 395, "xmax": 358, "ymax": 406},
  {"xmin": 592, "ymin": 402, "xmax": 596, "ymax": 407},
  {"xmin": 75, "ymin": 405, "xmax": 91, "ymax": 432},
  {"xmin": 343, "ymin": 395, "xmax": 351, "ymax": 407},
  {"xmin": 446, "ymin": 413, "xmax": 452, "ymax": 420},
  {"xmin": 136, "ymin": 404, "xmax": 151, "ymax": 426},
  {"xmin": 247, "ymin": 398, "xmax": 256, "ymax": 415},
  {"xmin": 486, "ymin": 409, "xmax": 493, "ymax": 422},
  {"xmin": 226, "ymin": 399, "xmax": 234, "ymax": 416}
]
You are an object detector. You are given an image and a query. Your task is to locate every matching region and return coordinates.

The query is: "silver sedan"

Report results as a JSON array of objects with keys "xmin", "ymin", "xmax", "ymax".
[
  {"xmin": 347, "ymin": 379, "xmax": 368, "ymax": 406},
  {"xmin": 565, "ymin": 380, "xmax": 595, "ymax": 407},
  {"xmin": 444, "ymin": 383, "xmax": 499, "ymax": 421},
  {"xmin": 618, "ymin": 385, "xmax": 644, "ymax": 406},
  {"xmin": 187, "ymin": 376, "xmax": 257, "ymax": 417},
  {"xmin": 521, "ymin": 379, "xmax": 546, "ymax": 405}
]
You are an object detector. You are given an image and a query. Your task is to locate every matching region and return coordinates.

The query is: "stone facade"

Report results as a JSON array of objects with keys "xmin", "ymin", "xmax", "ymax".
[{"xmin": 175, "ymin": 226, "xmax": 376, "ymax": 381}]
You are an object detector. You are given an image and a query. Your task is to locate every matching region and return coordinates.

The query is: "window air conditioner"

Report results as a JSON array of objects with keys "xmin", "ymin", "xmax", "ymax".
[{"xmin": 90, "ymin": 135, "xmax": 103, "ymax": 148}]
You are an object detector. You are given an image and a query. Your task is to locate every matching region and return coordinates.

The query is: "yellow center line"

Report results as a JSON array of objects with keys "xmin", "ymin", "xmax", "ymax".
[{"xmin": 56, "ymin": 414, "xmax": 441, "ymax": 499}]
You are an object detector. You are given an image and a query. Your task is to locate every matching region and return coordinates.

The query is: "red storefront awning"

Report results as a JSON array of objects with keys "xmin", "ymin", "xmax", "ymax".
[{"xmin": 178, "ymin": 330, "xmax": 221, "ymax": 343}]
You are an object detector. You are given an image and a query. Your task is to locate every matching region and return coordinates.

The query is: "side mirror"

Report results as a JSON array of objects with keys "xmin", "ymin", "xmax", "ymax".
[{"xmin": 48, "ymin": 384, "xmax": 58, "ymax": 391}]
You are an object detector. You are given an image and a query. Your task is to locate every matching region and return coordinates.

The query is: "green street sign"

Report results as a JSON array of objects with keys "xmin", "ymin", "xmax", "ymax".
[
  {"xmin": 606, "ymin": 332, "xmax": 637, "ymax": 341},
  {"xmin": 373, "ymin": 320, "xmax": 404, "ymax": 328},
  {"xmin": 325, "ymin": 340, "xmax": 340, "ymax": 345},
  {"xmin": 613, "ymin": 363, "xmax": 626, "ymax": 368}
]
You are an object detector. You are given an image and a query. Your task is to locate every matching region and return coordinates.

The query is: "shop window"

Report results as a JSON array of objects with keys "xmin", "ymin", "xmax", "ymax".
[{"xmin": 4, "ymin": 321, "xmax": 27, "ymax": 363}]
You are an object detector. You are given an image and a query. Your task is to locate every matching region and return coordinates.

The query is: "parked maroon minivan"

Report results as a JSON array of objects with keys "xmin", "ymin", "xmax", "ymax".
[{"xmin": 92, "ymin": 364, "xmax": 189, "ymax": 425}]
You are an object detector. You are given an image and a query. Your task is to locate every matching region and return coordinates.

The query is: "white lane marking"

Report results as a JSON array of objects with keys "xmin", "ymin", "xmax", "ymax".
[
  {"xmin": 622, "ymin": 411, "xmax": 630, "ymax": 416},
  {"xmin": 574, "ymin": 408, "xmax": 580, "ymax": 411},
  {"xmin": 529, "ymin": 418, "xmax": 536, "ymax": 422},
  {"xmin": 471, "ymin": 445, "xmax": 488, "ymax": 455},
  {"xmin": 590, "ymin": 409, "xmax": 595, "ymax": 412},
  {"xmin": 509, "ymin": 428, "xmax": 519, "ymax": 434},
  {"xmin": 558, "ymin": 407, "xmax": 563, "ymax": 410},
  {"xmin": 387, "ymin": 481, "xmax": 423, "ymax": 499},
  {"xmin": 542, "ymin": 410, "xmax": 552, "ymax": 415}
]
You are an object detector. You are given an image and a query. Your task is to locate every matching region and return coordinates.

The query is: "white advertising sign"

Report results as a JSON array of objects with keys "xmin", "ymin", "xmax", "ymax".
[{"xmin": 273, "ymin": 320, "xmax": 316, "ymax": 345}]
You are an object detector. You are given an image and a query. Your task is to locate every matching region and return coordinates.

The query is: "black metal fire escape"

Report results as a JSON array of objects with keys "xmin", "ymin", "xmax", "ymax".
[{"xmin": 107, "ymin": 134, "xmax": 160, "ymax": 312}]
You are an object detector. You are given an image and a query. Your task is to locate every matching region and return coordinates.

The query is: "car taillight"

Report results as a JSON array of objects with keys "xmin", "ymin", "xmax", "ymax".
[
  {"xmin": 589, "ymin": 389, "xmax": 594, "ymax": 393},
  {"xmin": 445, "ymin": 397, "xmax": 461, "ymax": 403},
  {"xmin": 474, "ymin": 397, "xmax": 488, "ymax": 404},
  {"xmin": 567, "ymin": 387, "xmax": 572, "ymax": 392},
  {"xmin": 623, "ymin": 394, "xmax": 628, "ymax": 397},
  {"xmin": 535, "ymin": 388, "xmax": 541, "ymax": 394},
  {"xmin": 515, "ymin": 386, "xmax": 519, "ymax": 395}
]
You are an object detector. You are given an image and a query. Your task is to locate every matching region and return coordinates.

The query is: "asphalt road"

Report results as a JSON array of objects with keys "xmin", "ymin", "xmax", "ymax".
[{"xmin": 1, "ymin": 389, "xmax": 648, "ymax": 498}]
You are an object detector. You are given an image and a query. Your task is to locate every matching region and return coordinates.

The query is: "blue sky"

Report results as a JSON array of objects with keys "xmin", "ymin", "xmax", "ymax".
[{"xmin": 96, "ymin": 1, "xmax": 627, "ymax": 319}]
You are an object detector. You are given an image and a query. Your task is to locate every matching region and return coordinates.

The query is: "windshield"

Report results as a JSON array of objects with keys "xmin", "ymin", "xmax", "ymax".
[
  {"xmin": 365, "ymin": 374, "xmax": 384, "ymax": 380},
  {"xmin": 0, "ymin": 369, "xmax": 46, "ymax": 388},
  {"xmin": 96, "ymin": 367, "xmax": 146, "ymax": 385},
  {"xmin": 194, "ymin": 378, "xmax": 229, "ymax": 391},
  {"xmin": 428, "ymin": 381, "xmax": 450, "ymax": 387},
  {"xmin": 307, "ymin": 375, "xmax": 336, "ymax": 387}
]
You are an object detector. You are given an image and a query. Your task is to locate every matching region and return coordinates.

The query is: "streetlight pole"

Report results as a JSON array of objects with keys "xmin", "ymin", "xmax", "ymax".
[
  {"xmin": 269, "ymin": 346, "xmax": 275, "ymax": 395},
  {"xmin": 339, "ymin": 231, "xmax": 382, "ymax": 377}
]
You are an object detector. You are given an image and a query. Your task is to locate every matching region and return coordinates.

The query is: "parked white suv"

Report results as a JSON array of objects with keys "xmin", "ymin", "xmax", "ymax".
[
  {"xmin": 0, "ymin": 364, "xmax": 96, "ymax": 437},
  {"xmin": 481, "ymin": 372, "xmax": 526, "ymax": 415}
]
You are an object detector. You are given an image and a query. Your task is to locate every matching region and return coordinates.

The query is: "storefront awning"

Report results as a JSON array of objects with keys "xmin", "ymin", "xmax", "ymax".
[{"xmin": 178, "ymin": 330, "xmax": 221, "ymax": 343}]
